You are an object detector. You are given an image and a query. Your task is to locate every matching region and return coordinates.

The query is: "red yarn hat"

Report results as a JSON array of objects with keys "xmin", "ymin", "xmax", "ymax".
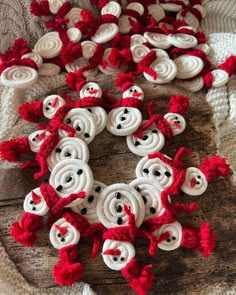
[
  {"xmin": 121, "ymin": 258, "xmax": 155, "ymax": 295},
  {"xmin": 168, "ymin": 95, "xmax": 189, "ymax": 116},
  {"xmin": 66, "ymin": 71, "xmax": 87, "ymax": 93},
  {"xmin": 115, "ymin": 73, "xmax": 135, "ymax": 93},
  {"xmin": 0, "ymin": 137, "xmax": 31, "ymax": 162},
  {"xmin": 198, "ymin": 156, "xmax": 230, "ymax": 182},
  {"xmin": 18, "ymin": 101, "xmax": 44, "ymax": 123},
  {"xmin": 53, "ymin": 244, "xmax": 84, "ymax": 286},
  {"xmin": 181, "ymin": 222, "xmax": 216, "ymax": 257},
  {"xmin": 11, "ymin": 212, "xmax": 43, "ymax": 247}
]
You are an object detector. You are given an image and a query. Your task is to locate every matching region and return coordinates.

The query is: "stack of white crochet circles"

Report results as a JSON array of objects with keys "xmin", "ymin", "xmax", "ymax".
[{"xmin": 0, "ymin": 0, "xmax": 234, "ymax": 294}]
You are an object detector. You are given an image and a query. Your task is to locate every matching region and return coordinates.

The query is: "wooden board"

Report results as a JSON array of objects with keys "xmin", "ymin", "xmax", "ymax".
[{"xmin": 0, "ymin": 76, "xmax": 235, "ymax": 294}]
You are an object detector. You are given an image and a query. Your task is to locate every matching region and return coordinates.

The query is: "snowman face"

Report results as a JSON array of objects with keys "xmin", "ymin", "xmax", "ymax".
[
  {"xmin": 129, "ymin": 178, "xmax": 166, "ymax": 221},
  {"xmin": 122, "ymin": 86, "xmax": 144, "ymax": 101},
  {"xmin": 59, "ymin": 108, "xmax": 97, "ymax": 144},
  {"xmin": 23, "ymin": 188, "xmax": 49, "ymax": 216},
  {"xmin": 164, "ymin": 113, "xmax": 186, "ymax": 135},
  {"xmin": 153, "ymin": 221, "xmax": 182, "ymax": 251},
  {"xmin": 42, "ymin": 95, "xmax": 66, "ymax": 119},
  {"xmin": 79, "ymin": 82, "xmax": 102, "ymax": 99},
  {"xmin": 49, "ymin": 217, "xmax": 80, "ymax": 249},
  {"xmin": 96, "ymin": 183, "xmax": 145, "ymax": 228},
  {"xmin": 136, "ymin": 156, "xmax": 174, "ymax": 190},
  {"xmin": 85, "ymin": 107, "xmax": 107, "ymax": 135},
  {"xmin": 72, "ymin": 180, "xmax": 106, "ymax": 224},
  {"xmin": 102, "ymin": 239, "xmax": 135, "ymax": 271},
  {"xmin": 47, "ymin": 137, "xmax": 89, "ymax": 171},
  {"xmin": 28, "ymin": 130, "xmax": 50, "ymax": 153},
  {"xmin": 126, "ymin": 121, "xmax": 165, "ymax": 156},
  {"xmin": 181, "ymin": 167, "xmax": 207, "ymax": 196},
  {"xmin": 49, "ymin": 159, "xmax": 93, "ymax": 207},
  {"xmin": 106, "ymin": 107, "xmax": 142, "ymax": 136}
]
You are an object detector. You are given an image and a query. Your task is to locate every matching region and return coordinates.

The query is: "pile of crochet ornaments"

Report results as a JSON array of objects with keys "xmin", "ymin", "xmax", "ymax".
[{"xmin": 0, "ymin": 0, "xmax": 234, "ymax": 294}]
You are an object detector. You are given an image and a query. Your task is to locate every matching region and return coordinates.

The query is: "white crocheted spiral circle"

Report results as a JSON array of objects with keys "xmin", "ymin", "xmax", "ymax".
[
  {"xmin": 174, "ymin": 55, "xmax": 204, "ymax": 79},
  {"xmin": 91, "ymin": 23, "xmax": 119, "ymax": 44},
  {"xmin": 47, "ymin": 137, "xmax": 89, "ymax": 171},
  {"xmin": 23, "ymin": 188, "xmax": 49, "ymax": 216},
  {"xmin": 21, "ymin": 52, "xmax": 43, "ymax": 68},
  {"xmin": 42, "ymin": 94, "xmax": 65, "ymax": 119},
  {"xmin": 176, "ymin": 76, "xmax": 204, "ymax": 92},
  {"xmin": 131, "ymin": 44, "xmax": 150, "ymax": 63},
  {"xmin": 163, "ymin": 113, "xmax": 186, "ymax": 135},
  {"xmin": 33, "ymin": 32, "xmax": 62, "ymax": 59},
  {"xmin": 167, "ymin": 33, "xmax": 198, "ymax": 49},
  {"xmin": 144, "ymin": 32, "xmax": 171, "ymax": 49},
  {"xmin": 72, "ymin": 180, "xmax": 106, "ymax": 224},
  {"xmin": 127, "ymin": 3, "xmax": 144, "ymax": 15},
  {"xmin": 49, "ymin": 159, "xmax": 93, "ymax": 205},
  {"xmin": 101, "ymin": 1, "xmax": 121, "ymax": 17},
  {"xmin": 67, "ymin": 27, "xmax": 82, "ymax": 43},
  {"xmin": 1, "ymin": 66, "xmax": 38, "ymax": 89},
  {"xmin": 81, "ymin": 41, "xmax": 97, "ymax": 59},
  {"xmin": 144, "ymin": 57, "xmax": 177, "ymax": 84},
  {"xmin": 130, "ymin": 34, "xmax": 147, "ymax": 47},
  {"xmin": 126, "ymin": 121, "xmax": 165, "ymax": 156},
  {"xmin": 129, "ymin": 178, "xmax": 165, "ymax": 221},
  {"xmin": 28, "ymin": 130, "xmax": 50, "ymax": 153},
  {"xmin": 59, "ymin": 108, "xmax": 97, "ymax": 144},
  {"xmin": 48, "ymin": 0, "xmax": 68, "ymax": 14},
  {"xmin": 85, "ymin": 107, "xmax": 108, "ymax": 135},
  {"xmin": 136, "ymin": 156, "xmax": 174, "ymax": 190},
  {"xmin": 49, "ymin": 217, "xmax": 80, "ymax": 250},
  {"xmin": 181, "ymin": 167, "xmax": 208, "ymax": 196},
  {"xmin": 106, "ymin": 107, "xmax": 142, "ymax": 136},
  {"xmin": 211, "ymin": 69, "xmax": 229, "ymax": 87},
  {"xmin": 97, "ymin": 183, "xmax": 145, "ymax": 228},
  {"xmin": 102, "ymin": 240, "xmax": 135, "ymax": 271},
  {"xmin": 64, "ymin": 7, "xmax": 83, "ymax": 28},
  {"xmin": 147, "ymin": 4, "xmax": 165, "ymax": 22},
  {"xmin": 154, "ymin": 221, "xmax": 183, "ymax": 251}
]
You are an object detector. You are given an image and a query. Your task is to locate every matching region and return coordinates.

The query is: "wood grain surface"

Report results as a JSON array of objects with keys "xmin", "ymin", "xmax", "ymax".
[{"xmin": 0, "ymin": 75, "xmax": 235, "ymax": 295}]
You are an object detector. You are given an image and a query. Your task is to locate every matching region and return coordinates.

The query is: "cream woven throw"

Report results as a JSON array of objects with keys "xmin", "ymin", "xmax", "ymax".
[{"xmin": 0, "ymin": 2, "xmax": 97, "ymax": 294}]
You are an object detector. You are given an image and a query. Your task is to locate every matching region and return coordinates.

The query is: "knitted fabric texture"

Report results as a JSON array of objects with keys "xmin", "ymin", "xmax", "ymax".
[{"xmin": 0, "ymin": 236, "xmax": 96, "ymax": 295}]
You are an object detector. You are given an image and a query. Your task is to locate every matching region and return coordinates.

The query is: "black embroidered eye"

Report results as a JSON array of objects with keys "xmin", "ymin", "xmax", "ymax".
[
  {"xmin": 175, "ymin": 117, "xmax": 178, "ymax": 120},
  {"xmin": 57, "ymin": 233, "xmax": 61, "ymax": 237},
  {"xmin": 61, "ymin": 238, "xmax": 65, "ymax": 242},
  {"xmin": 48, "ymin": 102, "xmax": 51, "ymax": 105},
  {"xmin": 196, "ymin": 181, "xmax": 200, "ymax": 185},
  {"xmin": 120, "ymin": 257, "xmax": 125, "ymax": 261},
  {"xmin": 91, "ymin": 87, "xmax": 93, "ymax": 90},
  {"xmin": 113, "ymin": 257, "xmax": 118, "ymax": 261},
  {"xmin": 117, "ymin": 124, "xmax": 122, "ymax": 129},
  {"xmin": 142, "ymin": 196, "xmax": 147, "ymax": 204},
  {"xmin": 154, "ymin": 170, "xmax": 161, "ymax": 176},
  {"xmin": 150, "ymin": 207, "xmax": 156, "ymax": 214},
  {"xmin": 84, "ymin": 133, "xmax": 90, "ymax": 138},
  {"xmin": 56, "ymin": 185, "xmax": 63, "ymax": 191},
  {"xmin": 197, "ymin": 175, "xmax": 201, "ymax": 179},
  {"xmin": 115, "ymin": 192, "xmax": 121, "ymax": 199},
  {"xmin": 36, "ymin": 134, "xmax": 39, "ymax": 137},
  {"xmin": 87, "ymin": 87, "xmax": 90, "ymax": 91},
  {"xmin": 66, "ymin": 176, "xmax": 72, "ymax": 183},
  {"xmin": 32, "ymin": 138, "xmax": 36, "ymax": 142},
  {"xmin": 135, "ymin": 186, "xmax": 140, "ymax": 192},
  {"xmin": 77, "ymin": 169, "xmax": 83, "ymax": 175},
  {"xmin": 76, "ymin": 125, "xmax": 81, "ymax": 131},
  {"xmin": 135, "ymin": 141, "xmax": 141, "ymax": 146},
  {"xmin": 88, "ymin": 195, "xmax": 94, "ymax": 203},
  {"xmin": 142, "ymin": 135, "xmax": 148, "ymax": 140},
  {"xmin": 80, "ymin": 208, "xmax": 87, "ymax": 215},
  {"xmin": 165, "ymin": 171, "xmax": 171, "ymax": 177},
  {"xmin": 46, "ymin": 107, "xmax": 49, "ymax": 110},
  {"xmin": 32, "ymin": 207, "xmax": 36, "ymax": 211},
  {"xmin": 95, "ymin": 186, "xmax": 101, "ymax": 193},
  {"xmin": 134, "ymin": 89, "xmax": 137, "ymax": 92},
  {"xmin": 130, "ymin": 89, "xmax": 133, "ymax": 92},
  {"xmin": 55, "ymin": 148, "xmax": 61, "ymax": 153},
  {"xmin": 172, "ymin": 236, "xmax": 176, "ymax": 241},
  {"xmin": 117, "ymin": 217, "xmax": 122, "ymax": 225},
  {"xmin": 152, "ymin": 130, "xmax": 158, "ymax": 133},
  {"xmin": 64, "ymin": 152, "xmax": 71, "ymax": 157},
  {"xmin": 88, "ymin": 108, "xmax": 92, "ymax": 112},
  {"xmin": 116, "ymin": 205, "xmax": 123, "ymax": 213},
  {"xmin": 177, "ymin": 120, "xmax": 181, "ymax": 124},
  {"xmin": 66, "ymin": 118, "xmax": 71, "ymax": 124},
  {"xmin": 30, "ymin": 200, "xmax": 34, "ymax": 205},
  {"xmin": 167, "ymin": 238, "xmax": 171, "ymax": 243},
  {"xmin": 143, "ymin": 168, "xmax": 149, "ymax": 174},
  {"xmin": 124, "ymin": 109, "xmax": 128, "ymax": 114}
]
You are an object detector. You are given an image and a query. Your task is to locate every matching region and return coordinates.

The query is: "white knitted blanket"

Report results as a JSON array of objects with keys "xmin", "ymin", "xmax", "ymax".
[{"xmin": 0, "ymin": 0, "xmax": 236, "ymax": 294}]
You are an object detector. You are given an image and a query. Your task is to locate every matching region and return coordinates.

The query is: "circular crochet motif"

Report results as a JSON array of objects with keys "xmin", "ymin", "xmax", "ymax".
[{"xmin": 23, "ymin": 188, "xmax": 49, "ymax": 216}]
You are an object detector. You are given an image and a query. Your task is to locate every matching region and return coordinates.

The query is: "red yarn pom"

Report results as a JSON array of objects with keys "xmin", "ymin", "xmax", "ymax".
[
  {"xmin": 199, "ymin": 156, "xmax": 230, "ymax": 182},
  {"xmin": 30, "ymin": 0, "xmax": 51, "ymax": 16},
  {"xmin": 168, "ymin": 95, "xmax": 189, "ymax": 115},
  {"xmin": 122, "ymin": 258, "xmax": 154, "ymax": 295},
  {"xmin": 0, "ymin": 137, "xmax": 31, "ymax": 162},
  {"xmin": 10, "ymin": 213, "xmax": 42, "ymax": 247},
  {"xmin": 18, "ymin": 101, "xmax": 44, "ymax": 123}
]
